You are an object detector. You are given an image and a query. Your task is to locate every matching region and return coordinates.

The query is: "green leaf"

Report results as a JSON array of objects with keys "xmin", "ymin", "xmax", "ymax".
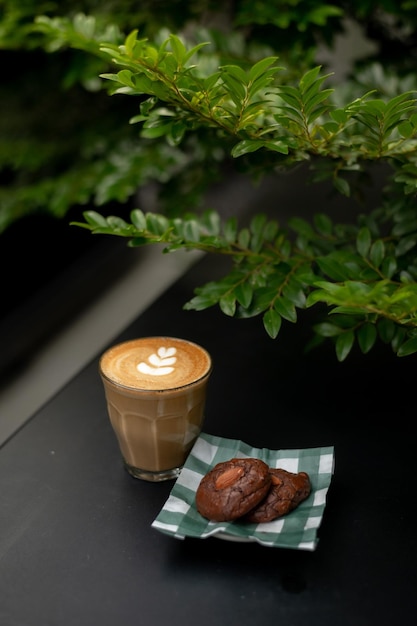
[
  {"xmin": 231, "ymin": 140, "xmax": 264, "ymax": 157},
  {"xmin": 308, "ymin": 5, "xmax": 344, "ymax": 24},
  {"xmin": 125, "ymin": 29, "xmax": 139, "ymax": 56},
  {"xmin": 223, "ymin": 217, "xmax": 238, "ymax": 243},
  {"xmin": 183, "ymin": 280, "xmax": 229, "ymax": 310},
  {"xmin": 397, "ymin": 336, "xmax": 417, "ymax": 357},
  {"xmin": 381, "ymin": 256, "xmax": 397, "ymax": 279},
  {"xmin": 330, "ymin": 108, "xmax": 349, "ymax": 123},
  {"xmin": 273, "ymin": 297, "xmax": 297, "ymax": 322},
  {"xmin": 316, "ymin": 256, "xmax": 349, "ymax": 281},
  {"xmin": 357, "ymin": 323, "xmax": 377, "ymax": 354},
  {"xmin": 200, "ymin": 210, "xmax": 221, "ymax": 237},
  {"xmin": 398, "ymin": 120, "xmax": 414, "ymax": 138},
  {"xmin": 377, "ymin": 318, "xmax": 396, "ymax": 343},
  {"xmin": 130, "ymin": 209, "xmax": 147, "ymax": 230},
  {"xmin": 82, "ymin": 210, "xmax": 108, "ymax": 228},
  {"xmin": 248, "ymin": 56, "xmax": 279, "ymax": 81},
  {"xmin": 314, "ymin": 213, "xmax": 332, "ymax": 235},
  {"xmin": 107, "ymin": 216, "xmax": 129, "ymax": 230},
  {"xmin": 335, "ymin": 330, "xmax": 355, "ymax": 361},
  {"xmin": 250, "ymin": 213, "xmax": 267, "ymax": 235},
  {"xmin": 282, "ymin": 281, "xmax": 306, "ymax": 307},
  {"xmin": 141, "ymin": 121, "xmax": 173, "ymax": 139},
  {"xmin": 168, "ymin": 34, "xmax": 187, "ymax": 65},
  {"xmin": 235, "ymin": 282, "xmax": 253, "ymax": 308},
  {"xmin": 221, "ymin": 65, "xmax": 247, "ymax": 100},
  {"xmin": 330, "ymin": 306, "xmax": 367, "ymax": 315},
  {"xmin": 278, "ymin": 86, "xmax": 301, "ymax": 109},
  {"xmin": 369, "ymin": 239, "xmax": 385, "ymax": 267},
  {"xmin": 182, "ymin": 41, "xmax": 210, "ymax": 64},
  {"xmin": 303, "ymin": 89, "xmax": 333, "ymax": 119},
  {"xmin": 249, "ymin": 213, "xmax": 267, "ymax": 252},
  {"xmin": 263, "ymin": 220, "xmax": 279, "ymax": 242},
  {"xmin": 238, "ymin": 228, "xmax": 250, "ymax": 248},
  {"xmin": 116, "ymin": 69, "xmax": 136, "ymax": 87},
  {"xmin": 219, "ymin": 292, "xmax": 236, "ymax": 316},
  {"xmin": 357, "ymin": 226, "xmax": 372, "ymax": 257},
  {"xmin": 184, "ymin": 293, "xmax": 217, "ymax": 311},
  {"xmin": 391, "ymin": 327, "xmax": 407, "ymax": 352},
  {"xmin": 333, "ymin": 177, "xmax": 350, "ymax": 196},
  {"xmin": 322, "ymin": 121, "xmax": 340, "ymax": 134},
  {"xmin": 396, "ymin": 235, "xmax": 417, "ymax": 256},
  {"xmin": 289, "ymin": 217, "xmax": 316, "ymax": 238},
  {"xmin": 221, "ymin": 63, "xmax": 248, "ymax": 84},
  {"xmin": 263, "ymin": 309, "xmax": 282, "ymax": 339},
  {"xmin": 262, "ymin": 140, "xmax": 290, "ymax": 155},
  {"xmin": 392, "ymin": 218, "xmax": 417, "ymax": 237},
  {"xmin": 299, "ymin": 66, "xmax": 322, "ymax": 91},
  {"xmin": 145, "ymin": 212, "xmax": 169, "ymax": 235},
  {"xmin": 313, "ymin": 322, "xmax": 344, "ymax": 337},
  {"xmin": 183, "ymin": 219, "xmax": 201, "ymax": 242}
]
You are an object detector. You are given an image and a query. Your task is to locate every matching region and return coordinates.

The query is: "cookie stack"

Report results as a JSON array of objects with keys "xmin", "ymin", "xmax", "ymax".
[{"xmin": 195, "ymin": 457, "xmax": 311, "ymax": 523}]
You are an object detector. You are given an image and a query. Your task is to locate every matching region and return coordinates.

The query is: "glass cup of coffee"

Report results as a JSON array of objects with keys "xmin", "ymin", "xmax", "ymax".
[{"xmin": 99, "ymin": 336, "xmax": 212, "ymax": 482}]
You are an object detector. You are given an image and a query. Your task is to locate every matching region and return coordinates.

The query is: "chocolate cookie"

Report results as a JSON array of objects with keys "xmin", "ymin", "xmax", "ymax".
[
  {"xmin": 244, "ymin": 468, "xmax": 311, "ymax": 523},
  {"xmin": 195, "ymin": 458, "xmax": 271, "ymax": 522}
]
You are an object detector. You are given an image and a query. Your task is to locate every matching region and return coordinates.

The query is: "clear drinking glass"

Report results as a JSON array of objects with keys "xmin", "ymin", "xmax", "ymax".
[{"xmin": 99, "ymin": 336, "xmax": 212, "ymax": 481}]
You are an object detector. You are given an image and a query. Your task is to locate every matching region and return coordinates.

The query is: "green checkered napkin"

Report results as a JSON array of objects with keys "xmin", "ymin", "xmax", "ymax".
[{"xmin": 152, "ymin": 432, "xmax": 334, "ymax": 550}]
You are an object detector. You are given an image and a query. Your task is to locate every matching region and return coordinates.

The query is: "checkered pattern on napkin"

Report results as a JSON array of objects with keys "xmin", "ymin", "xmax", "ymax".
[{"xmin": 152, "ymin": 433, "xmax": 334, "ymax": 550}]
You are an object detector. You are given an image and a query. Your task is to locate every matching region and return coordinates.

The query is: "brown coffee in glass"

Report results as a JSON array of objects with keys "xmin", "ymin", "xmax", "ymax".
[{"xmin": 99, "ymin": 336, "xmax": 212, "ymax": 481}]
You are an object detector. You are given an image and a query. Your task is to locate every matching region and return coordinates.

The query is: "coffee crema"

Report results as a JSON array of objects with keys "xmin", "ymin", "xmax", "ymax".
[{"xmin": 99, "ymin": 336, "xmax": 212, "ymax": 391}]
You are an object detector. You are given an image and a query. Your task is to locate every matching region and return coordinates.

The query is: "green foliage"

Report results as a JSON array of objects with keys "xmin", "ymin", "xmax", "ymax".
[
  {"xmin": 28, "ymin": 22, "xmax": 417, "ymax": 196},
  {"xmin": 2, "ymin": 1, "xmax": 417, "ymax": 359},
  {"xmin": 73, "ymin": 188, "xmax": 417, "ymax": 359}
]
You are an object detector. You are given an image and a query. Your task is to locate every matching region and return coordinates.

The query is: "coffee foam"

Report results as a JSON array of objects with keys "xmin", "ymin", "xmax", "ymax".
[{"xmin": 100, "ymin": 337, "xmax": 211, "ymax": 390}]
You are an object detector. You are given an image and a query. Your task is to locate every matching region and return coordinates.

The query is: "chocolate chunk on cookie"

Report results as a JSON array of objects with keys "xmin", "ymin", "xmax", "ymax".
[
  {"xmin": 244, "ymin": 468, "xmax": 311, "ymax": 523},
  {"xmin": 196, "ymin": 458, "xmax": 271, "ymax": 522}
]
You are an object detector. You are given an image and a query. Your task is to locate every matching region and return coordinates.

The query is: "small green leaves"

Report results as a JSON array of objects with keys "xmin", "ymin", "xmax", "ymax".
[
  {"xmin": 276, "ymin": 66, "xmax": 334, "ymax": 136},
  {"xmin": 50, "ymin": 19, "xmax": 417, "ymax": 364},
  {"xmin": 71, "ymin": 201, "xmax": 417, "ymax": 360},
  {"xmin": 345, "ymin": 91, "xmax": 417, "ymax": 156},
  {"xmin": 82, "ymin": 165, "xmax": 417, "ymax": 356},
  {"xmin": 32, "ymin": 18, "xmax": 417, "ymax": 202}
]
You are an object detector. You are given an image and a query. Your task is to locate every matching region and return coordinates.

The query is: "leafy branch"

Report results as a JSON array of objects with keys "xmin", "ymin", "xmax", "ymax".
[
  {"xmin": 21, "ymin": 13, "xmax": 417, "ymax": 359},
  {"xmin": 73, "ymin": 201, "xmax": 417, "ymax": 359},
  {"xmin": 31, "ymin": 19, "xmax": 417, "ymax": 193},
  {"xmin": 96, "ymin": 32, "xmax": 417, "ymax": 189}
]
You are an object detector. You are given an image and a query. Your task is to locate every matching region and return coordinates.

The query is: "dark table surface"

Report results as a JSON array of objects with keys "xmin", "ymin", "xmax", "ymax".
[{"xmin": 1, "ymin": 254, "xmax": 416, "ymax": 626}]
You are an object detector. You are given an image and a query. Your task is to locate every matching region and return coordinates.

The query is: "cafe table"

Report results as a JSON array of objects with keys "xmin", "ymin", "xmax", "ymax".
[{"xmin": 1, "ymin": 254, "xmax": 416, "ymax": 626}]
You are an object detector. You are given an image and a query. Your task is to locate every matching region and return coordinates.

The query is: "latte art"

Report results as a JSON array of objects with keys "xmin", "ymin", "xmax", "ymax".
[
  {"xmin": 100, "ymin": 336, "xmax": 211, "ymax": 390},
  {"xmin": 137, "ymin": 346, "xmax": 177, "ymax": 376}
]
